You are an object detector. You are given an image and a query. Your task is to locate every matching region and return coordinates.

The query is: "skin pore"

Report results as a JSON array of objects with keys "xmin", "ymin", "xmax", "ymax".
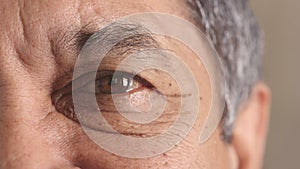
[{"xmin": 0, "ymin": 0, "xmax": 270, "ymax": 169}]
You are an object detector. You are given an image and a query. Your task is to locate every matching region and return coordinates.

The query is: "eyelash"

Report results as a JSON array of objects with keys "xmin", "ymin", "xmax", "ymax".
[
  {"xmin": 93, "ymin": 70, "xmax": 155, "ymax": 94},
  {"xmin": 51, "ymin": 70, "xmax": 155, "ymax": 123}
]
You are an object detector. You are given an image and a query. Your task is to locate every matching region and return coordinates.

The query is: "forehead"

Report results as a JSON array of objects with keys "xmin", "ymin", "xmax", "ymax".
[
  {"xmin": 1, "ymin": 0, "xmax": 193, "ymax": 40},
  {"xmin": 0, "ymin": 0, "xmax": 205, "ymax": 88},
  {"xmin": 0, "ymin": 0, "xmax": 196, "ymax": 71}
]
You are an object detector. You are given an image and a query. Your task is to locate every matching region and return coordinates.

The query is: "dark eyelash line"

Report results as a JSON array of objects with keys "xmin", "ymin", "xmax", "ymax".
[{"xmin": 95, "ymin": 69, "xmax": 156, "ymax": 90}]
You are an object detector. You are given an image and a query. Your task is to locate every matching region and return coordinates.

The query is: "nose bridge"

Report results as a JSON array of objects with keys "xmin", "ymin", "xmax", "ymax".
[
  {"xmin": 0, "ymin": 2, "xmax": 81, "ymax": 168},
  {"xmin": 0, "ymin": 78, "xmax": 49, "ymax": 168},
  {"xmin": 0, "ymin": 118, "xmax": 55, "ymax": 169},
  {"xmin": 0, "ymin": 59, "xmax": 74, "ymax": 169},
  {"xmin": 0, "ymin": 81, "xmax": 78, "ymax": 169}
]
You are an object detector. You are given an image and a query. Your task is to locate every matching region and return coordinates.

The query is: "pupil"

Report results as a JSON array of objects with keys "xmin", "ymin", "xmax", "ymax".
[
  {"xmin": 109, "ymin": 76, "xmax": 119, "ymax": 85},
  {"xmin": 95, "ymin": 72, "xmax": 136, "ymax": 94},
  {"xmin": 109, "ymin": 75, "xmax": 132, "ymax": 92}
]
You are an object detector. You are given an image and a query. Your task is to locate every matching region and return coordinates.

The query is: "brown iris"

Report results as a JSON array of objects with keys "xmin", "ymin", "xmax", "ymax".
[
  {"xmin": 94, "ymin": 70, "xmax": 154, "ymax": 94},
  {"xmin": 96, "ymin": 72, "xmax": 134, "ymax": 94}
]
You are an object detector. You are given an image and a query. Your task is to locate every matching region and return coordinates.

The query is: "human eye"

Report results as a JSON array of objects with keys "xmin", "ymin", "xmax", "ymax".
[
  {"xmin": 50, "ymin": 24, "xmax": 194, "ymax": 139},
  {"xmin": 51, "ymin": 66, "xmax": 178, "ymax": 137},
  {"xmin": 51, "ymin": 68, "xmax": 158, "ymax": 121},
  {"xmin": 81, "ymin": 70, "xmax": 154, "ymax": 95}
]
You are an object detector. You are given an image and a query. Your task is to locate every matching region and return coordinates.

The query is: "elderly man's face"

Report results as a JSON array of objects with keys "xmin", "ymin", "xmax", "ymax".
[{"xmin": 0, "ymin": 1, "xmax": 270, "ymax": 169}]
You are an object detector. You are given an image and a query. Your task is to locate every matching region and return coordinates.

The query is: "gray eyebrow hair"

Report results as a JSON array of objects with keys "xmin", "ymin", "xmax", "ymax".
[
  {"xmin": 82, "ymin": 23, "xmax": 160, "ymax": 57},
  {"xmin": 50, "ymin": 22, "xmax": 160, "ymax": 61},
  {"xmin": 49, "ymin": 22, "xmax": 161, "ymax": 92}
]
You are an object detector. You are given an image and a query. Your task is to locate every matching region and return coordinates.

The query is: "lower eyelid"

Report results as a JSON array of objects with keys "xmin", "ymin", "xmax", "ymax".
[
  {"xmin": 52, "ymin": 82, "xmax": 181, "ymax": 138},
  {"xmin": 52, "ymin": 69, "xmax": 177, "ymax": 132}
]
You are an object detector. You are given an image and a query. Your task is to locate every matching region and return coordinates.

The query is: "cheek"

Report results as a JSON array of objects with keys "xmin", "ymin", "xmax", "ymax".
[
  {"xmin": 56, "ymin": 123, "xmax": 227, "ymax": 169},
  {"xmin": 64, "ymin": 131, "xmax": 197, "ymax": 169},
  {"xmin": 40, "ymin": 89, "xmax": 201, "ymax": 168},
  {"xmin": 95, "ymin": 88, "xmax": 182, "ymax": 137}
]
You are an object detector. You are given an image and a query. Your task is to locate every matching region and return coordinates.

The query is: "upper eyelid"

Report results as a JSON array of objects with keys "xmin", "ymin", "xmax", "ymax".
[
  {"xmin": 70, "ymin": 69, "xmax": 156, "ymax": 93},
  {"xmin": 95, "ymin": 70, "xmax": 156, "ymax": 90},
  {"xmin": 50, "ymin": 23, "xmax": 162, "ymax": 93},
  {"xmin": 79, "ymin": 23, "xmax": 160, "ymax": 61},
  {"xmin": 51, "ymin": 22, "xmax": 163, "ymax": 95}
]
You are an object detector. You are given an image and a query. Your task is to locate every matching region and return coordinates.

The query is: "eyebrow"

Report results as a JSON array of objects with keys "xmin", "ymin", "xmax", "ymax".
[
  {"xmin": 80, "ymin": 23, "xmax": 160, "ymax": 57},
  {"xmin": 62, "ymin": 22, "xmax": 159, "ymax": 55},
  {"xmin": 74, "ymin": 31, "xmax": 94, "ymax": 52},
  {"xmin": 49, "ymin": 23, "xmax": 162, "ymax": 89},
  {"xmin": 50, "ymin": 22, "xmax": 160, "ymax": 61}
]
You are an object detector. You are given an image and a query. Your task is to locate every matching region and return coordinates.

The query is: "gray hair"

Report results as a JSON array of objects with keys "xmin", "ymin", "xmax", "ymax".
[{"xmin": 188, "ymin": 0, "xmax": 264, "ymax": 142}]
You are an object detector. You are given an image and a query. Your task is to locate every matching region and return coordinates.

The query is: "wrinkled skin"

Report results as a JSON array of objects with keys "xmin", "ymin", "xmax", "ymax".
[{"xmin": 0, "ymin": 0, "xmax": 270, "ymax": 169}]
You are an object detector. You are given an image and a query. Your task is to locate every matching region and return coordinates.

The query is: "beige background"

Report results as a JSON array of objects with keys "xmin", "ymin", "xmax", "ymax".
[{"xmin": 250, "ymin": 0, "xmax": 300, "ymax": 169}]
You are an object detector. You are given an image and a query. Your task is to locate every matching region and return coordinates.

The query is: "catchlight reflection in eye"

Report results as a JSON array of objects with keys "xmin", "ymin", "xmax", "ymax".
[{"xmin": 95, "ymin": 70, "xmax": 154, "ymax": 94}]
